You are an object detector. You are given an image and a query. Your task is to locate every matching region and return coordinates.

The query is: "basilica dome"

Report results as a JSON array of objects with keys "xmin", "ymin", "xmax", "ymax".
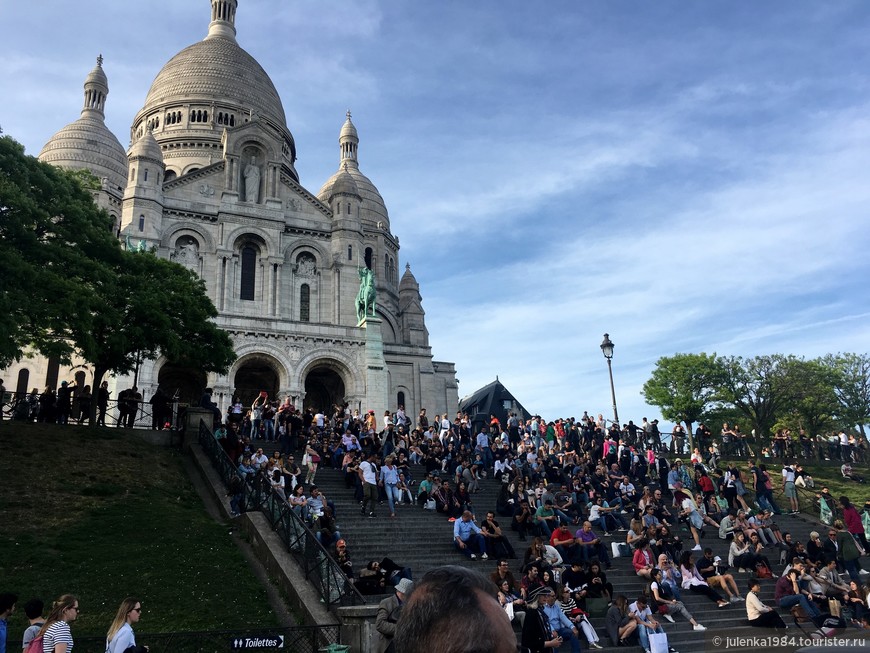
[
  {"xmin": 38, "ymin": 56, "xmax": 127, "ymax": 193},
  {"xmin": 319, "ymin": 113, "xmax": 390, "ymax": 228},
  {"xmin": 130, "ymin": 0, "xmax": 297, "ymax": 180},
  {"xmin": 140, "ymin": 36, "xmax": 286, "ymax": 129}
]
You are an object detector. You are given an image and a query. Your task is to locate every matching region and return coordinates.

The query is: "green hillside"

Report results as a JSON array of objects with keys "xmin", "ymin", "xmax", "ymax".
[{"xmin": 0, "ymin": 422, "xmax": 278, "ymax": 636}]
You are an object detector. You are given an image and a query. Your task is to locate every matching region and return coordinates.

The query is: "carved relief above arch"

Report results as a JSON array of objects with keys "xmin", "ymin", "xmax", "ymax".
[
  {"xmin": 160, "ymin": 222, "xmax": 216, "ymax": 252},
  {"xmin": 282, "ymin": 240, "xmax": 329, "ymax": 267}
]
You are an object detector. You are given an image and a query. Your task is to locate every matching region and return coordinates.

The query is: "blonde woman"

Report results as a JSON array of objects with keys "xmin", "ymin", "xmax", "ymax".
[
  {"xmin": 35, "ymin": 595, "xmax": 79, "ymax": 653},
  {"xmin": 106, "ymin": 597, "xmax": 148, "ymax": 653}
]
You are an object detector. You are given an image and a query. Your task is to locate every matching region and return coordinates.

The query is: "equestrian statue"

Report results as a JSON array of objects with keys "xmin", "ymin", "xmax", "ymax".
[{"xmin": 356, "ymin": 266, "xmax": 376, "ymax": 325}]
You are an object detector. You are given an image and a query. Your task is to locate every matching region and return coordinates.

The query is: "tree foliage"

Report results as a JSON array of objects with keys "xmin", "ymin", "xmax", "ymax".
[
  {"xmin": 0, "ymin": 135, "xmax": 117, "ymax": 366},
  {"xmin": 81, "ymin": 251, "xmax": 236, "ymax": 401},
  {"xmin": 824, "ymin": 352, "xmax": 870, "ymax": 438},
  {"xmin": 642, "ymin": 352, "xmax": 724, "ymax": 448},
  {"xmin": 1, "ymin": 135, "xmax": 235, "ymax": 420}
]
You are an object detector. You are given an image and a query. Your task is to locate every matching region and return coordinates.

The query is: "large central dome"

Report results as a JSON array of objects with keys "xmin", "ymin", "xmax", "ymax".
[
  {"xmin": 130, "ymin": 0, "xmax": 297, "ymax": 181},
  {"xmin": 142, "ymin": 36, "xmax": 286, "ymax": 127}
]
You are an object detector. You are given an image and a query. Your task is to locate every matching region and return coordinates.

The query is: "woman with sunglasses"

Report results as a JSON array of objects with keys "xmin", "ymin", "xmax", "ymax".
[
  {"xmin": 106, "ymin": 598, "xmax": 148, "ymax": 653},
  {"xmin": 35, "ymin": 595, "xmax": 79, "ymax": 653}
]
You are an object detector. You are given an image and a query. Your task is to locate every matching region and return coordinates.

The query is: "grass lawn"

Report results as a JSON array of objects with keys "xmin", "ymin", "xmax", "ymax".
[
  {"xmin": 720, "ymin": 458, "xmax": 868, "ymax": 515},
  {"xmin": 0, "ymin": 422, "xmax": 279, "ymax": 637}
]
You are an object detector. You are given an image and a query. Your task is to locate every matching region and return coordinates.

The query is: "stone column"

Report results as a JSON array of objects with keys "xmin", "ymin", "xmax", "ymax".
[{"xmin": 360, "ymin": 316, "xmax": 388, "ymax": 421}]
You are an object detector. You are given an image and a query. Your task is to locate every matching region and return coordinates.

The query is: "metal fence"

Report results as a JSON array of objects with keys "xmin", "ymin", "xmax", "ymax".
[
  {"xmin": 198, "ymin": 420, "xmax": 366, "ymax": 609},
  {"xmin": 0, "ymin": 390, "xmax": 184, "ymax": 430},
  {"xmin": 71, "ymin": 624, "xmax": 341, "ymax": 653}
]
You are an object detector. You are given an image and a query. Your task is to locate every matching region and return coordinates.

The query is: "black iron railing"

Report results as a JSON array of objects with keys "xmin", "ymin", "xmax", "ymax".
[{"xmin": 198, "ymin": 420, "xmax": 365, "ymax": 609}]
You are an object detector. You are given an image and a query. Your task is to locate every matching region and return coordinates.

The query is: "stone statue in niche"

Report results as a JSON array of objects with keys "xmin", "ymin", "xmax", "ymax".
[
  {"xmin": 296, "ymin": 253, "xmax": 316, "ymax": 276},
  {"xmin": 243, "ymin": 155, "xmax": 260, "ymax": 203},
  {"xmin": 171, "ymin": 236, "xmax": 199, "ymax": 269}
]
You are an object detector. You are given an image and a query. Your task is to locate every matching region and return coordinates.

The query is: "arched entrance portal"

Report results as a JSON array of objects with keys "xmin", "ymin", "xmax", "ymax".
[
  {"xmin": 234, "ymin": 356, "xmax": 280, "ymax": 406},
  {"xmin": 304, "ymin": 366, "xmax": 346, "ymax": 413},
  {"xmin": 158, "ymin": 363, "xmax": 207, "ymax": 405}
]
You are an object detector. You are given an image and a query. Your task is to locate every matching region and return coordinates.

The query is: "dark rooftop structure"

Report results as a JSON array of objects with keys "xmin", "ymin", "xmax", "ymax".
[{"xmin": 458, "ymin": 377, "xmax": 532, "ymax": 435}]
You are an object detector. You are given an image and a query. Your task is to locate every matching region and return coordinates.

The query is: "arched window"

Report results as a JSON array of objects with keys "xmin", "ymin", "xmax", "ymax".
[
  {"xmin": 347, "ymin": 245, "xmax": 352, "ymax": 261},
  {"xmin": 364, "ymin": 247, "xmax": 373, "ymax": 270},
  {"xmin": 300, "ymin": 284, "xmax": 310, "ymax": 322},
  {"xmin": 143, "ymin": 169, "xmax": 148, "ymax": 182},
  {"xmin": 397, "ymin": 391, "xmax": 405, "ymax": 410},
  {"xmin": 203, "ymin": 110, "xmax": 208, "ymax": 122},
  {"xmin": 347, "ymin": 202, "xmax": 351, "ymax": 215},
  {"xmin": 240, "ymin": 245, "xmax": 257, "ymax": 301},
  {"xmin": 229, "ymin": 115, "xmax": 235, "ymax": 126},
  {"xmin": 384, "ymin": 259, "xmax": 389, "ymax": 281},
  {"xmin": 138, "ymin": 215, "xmax": 145, "ymax": 231},
  {"xmin": 164, "ymin": 170, "xmax": 177, "ymax": 182}
]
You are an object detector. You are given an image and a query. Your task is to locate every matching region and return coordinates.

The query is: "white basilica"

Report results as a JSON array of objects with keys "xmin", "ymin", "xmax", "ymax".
[{"xmin": 6, "ymin": 0, "xmax": 458, "ymax": 418}]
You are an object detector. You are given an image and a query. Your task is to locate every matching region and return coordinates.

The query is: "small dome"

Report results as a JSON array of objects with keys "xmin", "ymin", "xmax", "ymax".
[
  {"xmin": 399, "ymin": 263, "xmax": 420, "ymax": 293},
  {"xmin": 318, "ymin": 162, "xmax": 389, "ymax": 225},
  {"xmin": 128, "ymin": 130, "xmax": 163, "ymax": 164},
  {"xmin": 340, "ymin": 111, "xmax": 359, "ymax": 141},
  {"xmin": 39, "ymin": 115, "xmax": 127, "ymax": 191},
  {"xmin": 321, "ymin": 164, "xmax": 360, "ymax": 201},
  {"xmin": 84, "ymin": 58, "xmax": 108, "ymax": 89}
]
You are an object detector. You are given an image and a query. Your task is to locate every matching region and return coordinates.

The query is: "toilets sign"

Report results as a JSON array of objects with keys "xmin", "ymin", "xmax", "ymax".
[{"xmin": 231, "ymin": 635, "xmax": 284, "ymax": 649}]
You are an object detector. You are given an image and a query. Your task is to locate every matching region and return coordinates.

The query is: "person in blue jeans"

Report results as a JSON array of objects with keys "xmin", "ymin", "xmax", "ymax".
[
  {"xmin": 539, "ymin": 587, "xmax": 582, "ymax": 653},
  {"xmin": 774, "ymin": 568, "xmax": 821, "ymax": 618},
  {"xmin": 629, "ymin": 596, "xmax": 674, "ymax": 653},
  {"xmin": 379, "ymin": 457, "xmax": 402, "ymax": 518},
  {"xmin": 453, "ymin": 511, "xmax": 487, "ymax": 560}
]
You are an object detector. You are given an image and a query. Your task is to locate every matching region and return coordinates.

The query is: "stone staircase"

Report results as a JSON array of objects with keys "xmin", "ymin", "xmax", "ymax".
[{"xmin": 305, "ymin": 461, "xmax": 864, "ymax": 653}]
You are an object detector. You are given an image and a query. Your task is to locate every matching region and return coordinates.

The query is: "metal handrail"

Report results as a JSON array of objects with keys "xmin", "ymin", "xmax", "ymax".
[{"xmin": 197, "ymin": 420, "xmax": 365, "ymax": 608}]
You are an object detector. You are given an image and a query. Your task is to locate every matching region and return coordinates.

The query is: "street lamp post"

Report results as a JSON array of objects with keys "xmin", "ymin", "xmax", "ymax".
[{"xmin": 600, "ymin": 333, "xmax": 619, "ymax": 427}]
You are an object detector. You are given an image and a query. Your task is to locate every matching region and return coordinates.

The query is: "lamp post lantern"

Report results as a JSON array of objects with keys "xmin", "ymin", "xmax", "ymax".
[{"xmin": 600, "ymin": 333, "xmax": 619, "ymax": 427}]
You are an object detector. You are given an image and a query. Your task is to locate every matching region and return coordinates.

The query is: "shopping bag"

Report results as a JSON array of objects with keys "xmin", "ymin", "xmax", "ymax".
[
  {"xmin": 828, "ymin": 599, "xmax": 841, "ymax": 617},
  {"xmin": 649, "ymin": 631, "xmax": 669, "ymax": 653},
  {"xmin": 819, "ymin": 497, "xmax": 833, "ymax": 526}
]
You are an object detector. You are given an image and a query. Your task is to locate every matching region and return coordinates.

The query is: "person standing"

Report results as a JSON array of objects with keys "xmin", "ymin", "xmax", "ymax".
[
  {"xmin": 106, "ymin": 598, "xmax": 147, "ymax": 653},
  {"xmin": 359, "ymin": 451, "xmax": 379, "ymax": 518},
  {"xmin": 374, "ymin": 578, "xmax": 412, "ymax": 653},
  {"xmin": 96, "ymin": 381, "xmax": 110, "ymax": 427},
  {"xmin": 36, "ymin": 594, "xmax": 79, "ymax": 653},
  {"xmin": 0, "ymin": 593, "xmax": 17, "ymax": 653},
  {"xmin": 21, "ymin": 598, "xmax": 45, "ymax": 652}
]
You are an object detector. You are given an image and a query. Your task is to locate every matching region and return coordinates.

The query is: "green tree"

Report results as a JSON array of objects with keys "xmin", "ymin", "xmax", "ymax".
[
  {"xmin": 824, "ymin": 352, "xmax": 870, "ymax": 440},
  {"xmin": 715, "ymin": 354, "xmax": 803, "ymax": 440},
  {"xmin": 1, "ymin": 134, "xmax": 235, "ymax": 421},
  {"xmin": 788, "ymin": 358, "xmax": 838, "ymax": 436},
  {"xmin": 0, "ymin": 135, "xmax": 117, "ymax": 366},
  {"xmin": 79, "ymin": 250, "xmax": 236, "ymax": 423},
  {"xmin": 642, "ymin": 352, "xmax": 724, "ymax": 451}
]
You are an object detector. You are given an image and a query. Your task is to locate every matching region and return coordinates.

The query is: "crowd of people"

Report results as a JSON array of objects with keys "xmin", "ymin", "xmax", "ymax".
[
  {"xmin": 0, "ymin": 594, "xmax": 148, "ymax": 653},
  {"xmin": 209, "ymin": 396, "xmax": 870, "ymax": 652}
]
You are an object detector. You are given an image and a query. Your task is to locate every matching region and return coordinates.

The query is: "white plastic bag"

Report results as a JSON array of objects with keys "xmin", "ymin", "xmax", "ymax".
[{"xmin": 649, "ymin": 632, "xmax": 668, "ymax": 653}]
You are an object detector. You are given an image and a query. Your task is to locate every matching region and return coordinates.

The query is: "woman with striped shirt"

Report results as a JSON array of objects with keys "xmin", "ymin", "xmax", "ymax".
[{"xmin": 36, "ymin": 595, "xmax": 78, "ymax": 653}]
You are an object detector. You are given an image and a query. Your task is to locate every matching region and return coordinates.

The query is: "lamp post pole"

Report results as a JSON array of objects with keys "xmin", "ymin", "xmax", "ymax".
[{"xmin": 600, "ymin": 333, "xmax": 619, "ymax": 427}]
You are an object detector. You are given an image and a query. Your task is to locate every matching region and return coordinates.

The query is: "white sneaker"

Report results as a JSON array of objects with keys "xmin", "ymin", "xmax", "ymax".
[
  {"xmin": 693, "ymin": 624, "xmax": 707, "ymax": 631},
  {"xmin": 730, "ymin": 595, "xmax": 744, "ymax": 603},
  {"xmin": 691, "ymin": 544, "xmax": 702, "ymax": 551},
  {"xmin": 663, "ymin": 614, "xmax": 675, "ymax": 623},
  {"xmin": 470, "ymin": 554, "xmax": 477, "ymax": 560},
  {"xmin": 481, "ymin": 553, "xmax": 489, "ymax": 560}
]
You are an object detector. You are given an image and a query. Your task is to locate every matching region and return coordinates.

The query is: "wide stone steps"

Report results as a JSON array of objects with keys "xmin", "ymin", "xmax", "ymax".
[{"xmin": 297, "ymin": 459, "xmax": 862, "ymax": 653}]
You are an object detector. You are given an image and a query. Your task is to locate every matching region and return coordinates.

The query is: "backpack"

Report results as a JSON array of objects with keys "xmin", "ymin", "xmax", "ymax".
[{"xmin": 26, "ymin": 636, "xmax": 43, "ymax": 653}]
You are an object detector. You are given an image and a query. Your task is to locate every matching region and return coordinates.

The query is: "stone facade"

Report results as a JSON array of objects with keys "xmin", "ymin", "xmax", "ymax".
[{"xmin": 3, "ymin": 0, "xmax": 458, "ymax": 420}]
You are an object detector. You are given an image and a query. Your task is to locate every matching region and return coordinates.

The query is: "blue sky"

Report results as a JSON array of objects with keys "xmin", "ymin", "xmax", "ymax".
[{"xmin": 2, "ymin": 1, "xmax": 869, "ymax": 427}]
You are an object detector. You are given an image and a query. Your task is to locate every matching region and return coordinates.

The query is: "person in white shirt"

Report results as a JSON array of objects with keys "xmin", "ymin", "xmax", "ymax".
[
  {"xmin": 746, "ymin": 578, "xmax": 786, "ymax": 629},
  {"xmin": 105, "ymin": 598, "xmax": 146, "ymax": 653},
  {"xmin": 628, "ymin": 596, "xmax": 670, "ymax": 653}
]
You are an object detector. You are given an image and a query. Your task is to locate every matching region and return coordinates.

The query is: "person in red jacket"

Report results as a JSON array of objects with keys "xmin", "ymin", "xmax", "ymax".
[
  {"xmin": 840, "ymin": 496, "xmax": 868, "ymax": 551},
  {"xmin": 632, "ymin": 539, "xmax": 655, "ymax": 580}
]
